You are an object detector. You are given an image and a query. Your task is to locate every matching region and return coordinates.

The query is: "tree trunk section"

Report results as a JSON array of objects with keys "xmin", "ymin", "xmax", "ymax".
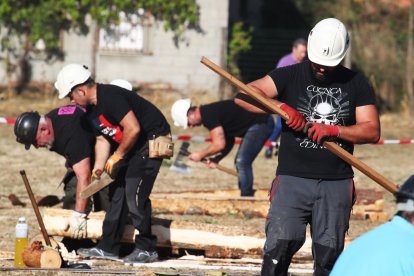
[{"xmin": 22, "ymin": 241, "xmax": 61, "ymax": 268}]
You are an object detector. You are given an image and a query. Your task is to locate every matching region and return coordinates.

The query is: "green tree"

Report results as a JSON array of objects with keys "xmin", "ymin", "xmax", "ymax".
[
  {"xmin": 227, "ymin": 22, "xmax": 253, "ymax": 79},
  {"xmin": 0, "ymin": 0, "xmax": 200, "ymax": 96},
  {"xmin": 220, "ymin": 21, "xmax": 253, "ymax": 99}
]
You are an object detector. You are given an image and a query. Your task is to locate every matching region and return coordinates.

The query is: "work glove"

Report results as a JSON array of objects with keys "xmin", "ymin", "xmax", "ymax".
[
  {"xmin": 104, "ymin": 152, "xmax": 124, "ymax": 179},
  {"xmin": 279, "ymin": 103, "xmax": 305, "ymax": 131},
  {"xmin": 65, "ymin": 210, "xmax": 87, "ymax": 239},
  {"xmin": 305, "ymin": 122, "xmax": 340, "ymax": 145}
]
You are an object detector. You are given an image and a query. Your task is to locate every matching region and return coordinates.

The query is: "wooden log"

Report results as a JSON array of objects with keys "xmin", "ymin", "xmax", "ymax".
[
  {"xmin": 151, "ymin": 193, "xmax": 268, "ymax": 217},
  {"xmin": 22, "ymin": 241, "xmax": 61, "ymax": 268},
  {"xmin": 150, "ymin": 189, "xmax": 389, "ymax": 221},
  {"xmin": 42, "ymin": 208, "xmax": 265, "ymax": 258},
  {"xmin": 42, "ymin": 208, "xmax": 358, "ymax": 260}
]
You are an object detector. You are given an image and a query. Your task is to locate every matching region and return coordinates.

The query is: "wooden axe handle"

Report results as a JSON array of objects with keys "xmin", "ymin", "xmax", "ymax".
[
  {"xmin": 201, "ymin": 160, "xmax": 239, "ymax": 177},
  {"xmin": 20, "ymin": 170, "xmax": 52, "ymax": 247},
  {"xmin": 200, "ymin": 56, "xmax": 398, "ymax": 194},
  {"xmin": 181, "ymin": 146, "xmax": 239, "ymax": 177}
]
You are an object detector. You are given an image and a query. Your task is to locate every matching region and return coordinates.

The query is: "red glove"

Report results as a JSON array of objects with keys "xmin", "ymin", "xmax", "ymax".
[
  {"xmin": 104, "ymin": 152, "xmax": 124, "ymax": 179},
  {"xmin": 305, "ymin": 123, "xmax": 340, "ymax": 145},
  {"xmin": 279, "ymin": 103, "xmax": 305, "ymax": 131}
]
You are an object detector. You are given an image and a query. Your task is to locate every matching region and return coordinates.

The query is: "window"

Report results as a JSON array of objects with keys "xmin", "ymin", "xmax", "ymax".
[{"xmin": 99, "ymin": 11, "xmax": 152, "ymax": 55}]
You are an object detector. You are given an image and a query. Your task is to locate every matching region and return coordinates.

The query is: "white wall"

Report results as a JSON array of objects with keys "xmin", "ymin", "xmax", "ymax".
[{"xmin": 22, "ymin": 0, "xmax": 229, "ymax": 95}]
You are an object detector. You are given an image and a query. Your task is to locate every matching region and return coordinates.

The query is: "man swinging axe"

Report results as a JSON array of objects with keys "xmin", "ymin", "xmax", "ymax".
[{"xmin": 171, "ymin": 98, "xmax": 274, "ymax": 196}]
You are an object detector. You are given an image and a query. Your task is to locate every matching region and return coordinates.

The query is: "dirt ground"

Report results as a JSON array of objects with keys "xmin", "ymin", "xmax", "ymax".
[{"xmin": 1, "ymin": 90, "xmax": 414, "ymax": 275}]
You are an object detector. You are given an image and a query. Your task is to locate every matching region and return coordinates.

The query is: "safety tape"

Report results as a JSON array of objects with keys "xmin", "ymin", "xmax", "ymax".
[
  {"xmin": 173, "ymin": 135, "xmax": 414, "ymax": 146},
  {"xmin": 0, "ymin": 117, "xmax": 16, "ymax": 124},
  {"xmin": 1, "ymin": 117, "xmax": 412, "ymax": 145}
]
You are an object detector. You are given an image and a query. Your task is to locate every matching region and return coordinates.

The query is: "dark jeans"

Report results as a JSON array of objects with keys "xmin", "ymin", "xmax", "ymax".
[
  {"xmin": 235, "ymin": 116, "xmax": 274, "ymax": 196},
  {"xmin": 98, "ymin": 154, "xmax": 162, "ymax": 254}
]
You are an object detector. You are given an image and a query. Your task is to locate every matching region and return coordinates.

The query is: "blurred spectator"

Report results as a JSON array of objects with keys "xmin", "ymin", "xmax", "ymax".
[{"xmin": 275, "ymin": 38, "xmax": 307, "ymax": 69}]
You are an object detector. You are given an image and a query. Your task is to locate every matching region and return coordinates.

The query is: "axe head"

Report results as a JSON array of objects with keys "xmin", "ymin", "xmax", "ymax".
[{"xmin": 169, "ymin": 141, "xmax": 192, "ymax": 174}]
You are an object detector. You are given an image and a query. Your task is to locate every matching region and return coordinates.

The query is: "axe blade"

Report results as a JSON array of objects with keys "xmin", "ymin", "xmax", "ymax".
[{"xmin": 170, "ymin": 141, "xmax": 192, "ymax": 174}]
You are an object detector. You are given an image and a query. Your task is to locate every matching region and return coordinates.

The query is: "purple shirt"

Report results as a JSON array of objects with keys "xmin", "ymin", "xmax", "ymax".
[{"xmin": 276, "ymin": 53, "xmax": 297, "ymax": 68}]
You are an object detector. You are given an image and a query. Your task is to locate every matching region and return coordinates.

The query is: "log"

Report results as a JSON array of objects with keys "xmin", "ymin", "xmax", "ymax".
[
  {"xmin": 22, "ymin": 241, "xmax": 61, "ymax": 268},
  {"xmin": 152, "ymin": 193, "xmax": 268, "ymax": 217},
  {"xmin": 43, "ymin": 208, "xmax": 264, "ymax": 258},
  {"xmin": 42, "ymin": 208, "xmax": 354, "ymax": 260},
  {"xmin": 150, "ymin": 188, "xmax": 389, "ymax": 221}
]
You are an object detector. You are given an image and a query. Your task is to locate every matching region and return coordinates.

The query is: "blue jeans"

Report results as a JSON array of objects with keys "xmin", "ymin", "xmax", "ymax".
[
  {"xmin": 235, "ymin": 116, "xmax": 274, "ymax": 196},
  {"xmin": 266, "ymin": 115, "xmax": 282, "ymax": 152}
]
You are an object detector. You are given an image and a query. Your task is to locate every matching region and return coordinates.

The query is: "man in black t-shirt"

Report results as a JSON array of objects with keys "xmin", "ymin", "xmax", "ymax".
[
  {"xmin": 171, "ymin": 99, "xmax": 274, "ymax": 196},
  {"xmin": 54, "ymin": 64, "xmax": 171, "ymax": 264},
  {"xmin": 14, "ymin": 105, "xmax": 110, "ymax": 241},
  {"xmin": 235, "ymin": 18, "xmax": 381, "ymax": 275}
]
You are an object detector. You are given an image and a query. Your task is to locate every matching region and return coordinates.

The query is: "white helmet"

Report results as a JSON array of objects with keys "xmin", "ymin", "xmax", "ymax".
[
  {"xmin": 171, "ymin": 98, "xmax": 191, "ymax": 129},
  {"xmin": 307, "ymin": 18, "xmax": 350, "ymax": 67},
  {"xmin": 55, "ymin": 64, "xmax": 91, "ymax": 99},
  {"xmin": 110, "ymin": 79, "xmax": 133, "ymax": 91}
]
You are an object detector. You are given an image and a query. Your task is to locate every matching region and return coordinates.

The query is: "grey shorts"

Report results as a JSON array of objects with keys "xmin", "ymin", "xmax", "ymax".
[{"xmin": 265, "ymin": 174, "xmax": 355, "ymax": 254}]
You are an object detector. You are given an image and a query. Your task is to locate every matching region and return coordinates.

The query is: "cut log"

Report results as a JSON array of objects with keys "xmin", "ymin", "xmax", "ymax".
[
  {"xmin": 43, "ymin": 208, "xmax": 264, "ymax": 258},
  {"xmin": 40, "ymin": 249, "xmax": 62, "ymax": 268},
  {"xmin": 150, "ymin": 188, "xmax": 389, "ymax": 221},
  {"xmin": 22, "ymin": 241, "xmax": 61, "ymax": 268}
]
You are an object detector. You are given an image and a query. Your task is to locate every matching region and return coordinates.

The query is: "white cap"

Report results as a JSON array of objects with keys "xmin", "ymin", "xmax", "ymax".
[
  {"xmin": 171, "ymin": 99, "xmax": 192, "ymax": 129},
  {"xmin": 55, "ymin": 64, "xmax": 91, "ymax": 99},
  {"xmin": 307, "ymin": 18, "xmax": 350, "ymax": 67},
  {"xmin": 110, "ymin": 79, "xmax": 133, "ymax": 91}
]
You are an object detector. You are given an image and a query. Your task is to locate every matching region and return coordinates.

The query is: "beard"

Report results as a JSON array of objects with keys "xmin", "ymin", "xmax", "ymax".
[{"xmin": 310, "ymin": 63, "xmax": 334, "ymax": 85}]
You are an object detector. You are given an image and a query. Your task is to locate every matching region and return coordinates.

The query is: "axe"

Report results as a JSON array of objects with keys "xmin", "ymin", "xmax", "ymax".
[
  {"xmin": 200, "ymin": 56, "xmax": 398, "ymax": 193},
  {"xmin": 174, "ymin": 141, "xmax": 239, "ymax": 177},
  {"xmin": 20, "ymin": 170, "xmax": 52, "ymax": 247},
  {"xmin": 170, "ymin": 141, "xmax": 192, "ymax": 174},
  {"xmin": 79, "ymin": 170, "xmax": 113, "ymax": 199}
]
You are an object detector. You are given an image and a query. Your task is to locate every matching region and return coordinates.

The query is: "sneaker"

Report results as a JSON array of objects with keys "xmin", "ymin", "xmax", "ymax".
[
  {"xmin": 123, "ymin": 248, "xmax": 158, "ymax": 265},
  {"xmin": 77, "ymin": 247, "xmax": 119, "ymax": 260},
  {"xmin": 265, "ymin": 148, "xmax": 273, "ymax": 159}
]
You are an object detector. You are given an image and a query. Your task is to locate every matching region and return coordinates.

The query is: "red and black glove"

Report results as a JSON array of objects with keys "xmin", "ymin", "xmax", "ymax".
[
  {"xmin": 104, "ymin": 152, "xmax": 125, "ymax": 179},
  {"xmin": 279, "ymin": 103, "xmax": 305, "ymax": 131},
  {"xmin": 305, "ymin": 122, "xmax": 340, "ymax": 145}
]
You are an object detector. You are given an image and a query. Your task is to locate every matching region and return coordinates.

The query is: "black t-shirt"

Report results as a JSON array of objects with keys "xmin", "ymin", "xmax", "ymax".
[
  {"xmin": 87, "ymin": 84, "xmax": 170, "ymax": 155},
  {"xmin": 47, "ymin": 105, "xmax": 95, "ymax": 168},
  {"xmin": 200, "ymin": 100, "xmax": 269, "ymax": 138},
  {"xmin": 268, "ymin": 60, "xmax": 376, "ymax": 179}
]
